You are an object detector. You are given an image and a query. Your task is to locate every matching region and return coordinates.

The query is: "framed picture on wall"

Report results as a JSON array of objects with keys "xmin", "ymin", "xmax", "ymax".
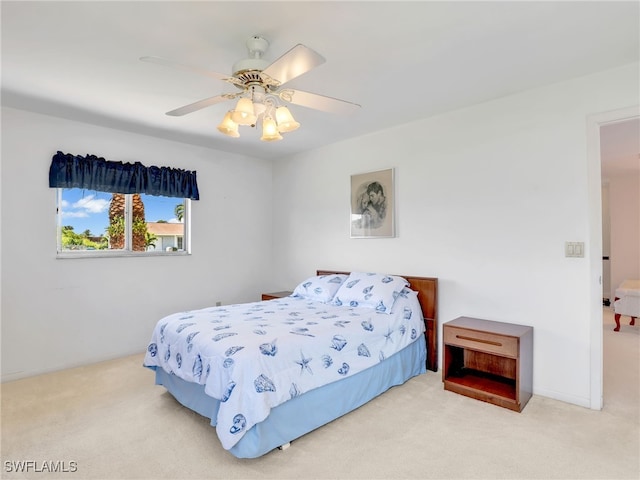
[{"xmin": 350, "ymin": 168, "xmax": 395, "ymax": 238}]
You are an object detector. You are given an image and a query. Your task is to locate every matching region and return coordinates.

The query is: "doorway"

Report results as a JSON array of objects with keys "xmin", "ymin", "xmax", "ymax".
[
  {"xmin": 588, "ymin": 106, "xmax": 640, "ymax": 410},
  {"xmin": 600, "ymin": 117, "xmax": 640, "ymax": 302}
]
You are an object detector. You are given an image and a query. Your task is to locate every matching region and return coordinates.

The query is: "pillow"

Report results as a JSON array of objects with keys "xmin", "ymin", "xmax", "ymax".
[
  {"xmin": 331, "ymin": 272, "xmax": 409, "ymax": 313},
  {"xmin": 292, "ymin": 274, "xmax": 348, "ymax": 303},
  {"xmin": 389, "ymin": 287, "xmax": 421, "ymax": 317}
]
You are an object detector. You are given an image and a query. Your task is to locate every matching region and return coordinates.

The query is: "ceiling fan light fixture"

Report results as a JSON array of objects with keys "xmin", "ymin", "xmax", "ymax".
[
  {"xmin": 260, "ymin": 116, "xmax": 283, "ymax": 142},
  {"xmin": 231, "ymin": 97, "xmax": 257, "ymax": 125},
  {"xmin": 217, "ymin": 111, "xmax": 240, "ymax": 137},
  {"xmin": 275, "ymin": 106, "xmax": 300, "ymax": 133}
]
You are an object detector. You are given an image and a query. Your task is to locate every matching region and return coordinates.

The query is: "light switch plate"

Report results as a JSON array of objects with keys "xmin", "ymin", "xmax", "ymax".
[{"xmin": 565, "ymin": 241, "xmax": 585, "ymax": 258}]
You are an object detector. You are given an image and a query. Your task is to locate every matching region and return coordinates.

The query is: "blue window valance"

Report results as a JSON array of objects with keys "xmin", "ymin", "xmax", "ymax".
[{"xmin": 48, "ymin": 151, "xmax": 200, "ymax": 200}]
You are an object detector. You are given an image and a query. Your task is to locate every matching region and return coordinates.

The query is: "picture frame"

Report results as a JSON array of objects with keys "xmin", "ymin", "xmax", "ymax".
[{"xmin": 350, "ymin": 168, "xmax": 395, "ymax": 238}]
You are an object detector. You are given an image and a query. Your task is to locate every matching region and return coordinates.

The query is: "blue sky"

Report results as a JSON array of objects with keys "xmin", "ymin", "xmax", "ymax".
[{"xmin": 60, "ymin": 189, "xmax": 183, "ymax": 236}]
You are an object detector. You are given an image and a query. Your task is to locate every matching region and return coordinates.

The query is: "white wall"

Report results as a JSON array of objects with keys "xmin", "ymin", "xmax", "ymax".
[
  {"xmin": 2, "ymin": 64, "xmax": 638, "ymax": 408},
  {"xmin": 271, "ymin": 63, "xmax": 639, "ymax": 408},
  {"xmin": 1, "ymin": 107, "xmax": 273, "ymax": 381},
  {"xmin": 609, "ymin": 172, "xmax": 640, "ymax": 298}
]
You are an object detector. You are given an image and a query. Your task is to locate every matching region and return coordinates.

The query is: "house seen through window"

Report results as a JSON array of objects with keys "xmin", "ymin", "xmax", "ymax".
[{"xmin": 57, "ymin": 189, "xmax": 189, "ymax": 255}]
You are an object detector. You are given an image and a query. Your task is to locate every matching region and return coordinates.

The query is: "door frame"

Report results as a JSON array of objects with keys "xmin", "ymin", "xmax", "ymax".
[{"xmin": 586, "ymin": 105, "xmax": 639, "ymax": 410}]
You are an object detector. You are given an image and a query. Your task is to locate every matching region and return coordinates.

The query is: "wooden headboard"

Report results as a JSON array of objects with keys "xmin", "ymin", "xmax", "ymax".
[{"xmin": 316, "ymin": 270, "xmax": 438, "ymax": 372}]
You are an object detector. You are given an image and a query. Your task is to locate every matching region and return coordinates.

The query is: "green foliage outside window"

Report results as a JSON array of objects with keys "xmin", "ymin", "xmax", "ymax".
[{"xmin": 61, "ymin": 226, "xmax": 107, "ymax": 250}]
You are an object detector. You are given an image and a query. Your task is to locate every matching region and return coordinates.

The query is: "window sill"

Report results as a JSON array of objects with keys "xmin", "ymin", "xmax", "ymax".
[{"xmin": 56, "ymin": 250, "xmax": 191, "ymax": 259}]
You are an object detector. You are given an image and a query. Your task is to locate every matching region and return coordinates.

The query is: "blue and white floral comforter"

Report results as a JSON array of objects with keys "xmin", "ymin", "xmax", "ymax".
[{"xmin": 143, "ymin": 289, "xmax": 425, "ymax": 450}]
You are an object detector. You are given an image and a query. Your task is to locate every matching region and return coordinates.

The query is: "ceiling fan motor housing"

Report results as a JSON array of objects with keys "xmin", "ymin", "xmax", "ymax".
[{"xmin": 232, "ymin": 35, "xmax": 270, "ymax": 79}]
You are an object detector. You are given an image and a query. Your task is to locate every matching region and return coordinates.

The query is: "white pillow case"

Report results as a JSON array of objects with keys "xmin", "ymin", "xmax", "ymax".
[
  {"xmin": 292, "ymin": 274, "xmax": 348, "ymax": 303},
  {"xmin": 331, "ymin": 272, "xmax": 409, "ymax": 313},
  {"xmin": 389, "ymin": 287, "xmax": 422, "ymax": 321}
]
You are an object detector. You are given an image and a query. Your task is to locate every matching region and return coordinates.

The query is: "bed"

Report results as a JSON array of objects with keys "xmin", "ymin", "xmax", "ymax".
[
  {"xmin": 144, "ymin": 270, "xmax": 438, "ymax": 458},
  {"xmin": 613, "ymin": 279, "xmax": 639, "ymax": 332}
]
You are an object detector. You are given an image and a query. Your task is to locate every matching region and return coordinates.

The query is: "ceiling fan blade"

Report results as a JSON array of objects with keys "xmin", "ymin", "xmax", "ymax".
[
  {"xmin": 261, "ymin": 44, "xmax": 325, "ymax": 87},
  {"xmin": 140, "ymin": 56, "xmax": 243, "ymax": 87},
  {"xmin": 166, "ymin": 94, "xmax": 233, "ymax": 116},
  {"xmin": 281, "ymin": 89, "xmax": 361, "ymax": 115}
]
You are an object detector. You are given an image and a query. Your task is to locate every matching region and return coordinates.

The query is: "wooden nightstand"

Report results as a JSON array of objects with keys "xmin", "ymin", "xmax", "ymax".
[
  {"xmin": 443, "ymin": 316, "xmax": 533, "ymax": 412},
  {"xmin": 261, "ymin": 291, "xmax": 293, "ymax": 301}
]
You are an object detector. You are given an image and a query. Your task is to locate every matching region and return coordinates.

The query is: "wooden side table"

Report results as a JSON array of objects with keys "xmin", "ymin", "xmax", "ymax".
[
  {"xmin": 261, "ymin": 291, "xmax": 293, "ymax": 301},
  {"xmin": 443, "ymin": 316, "xmax": 533, "ymax": 412}
]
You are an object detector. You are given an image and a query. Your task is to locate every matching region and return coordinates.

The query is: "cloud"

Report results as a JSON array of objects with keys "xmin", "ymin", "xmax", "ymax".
[
  {"xmin": 61, "ymin": 210, "xmax": 89, "ymax": 218},
  {"xmin": 73, "ymin": 195, "xmax": 109, "ymax": 213}
]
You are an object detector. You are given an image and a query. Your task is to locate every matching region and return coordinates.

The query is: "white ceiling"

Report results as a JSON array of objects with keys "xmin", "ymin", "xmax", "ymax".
[{"xmin": 1, "ymin": 1, "xmax": 639, "ymax": 163}]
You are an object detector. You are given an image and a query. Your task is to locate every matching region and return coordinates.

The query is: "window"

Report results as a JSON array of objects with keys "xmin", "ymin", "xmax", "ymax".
[
  {"xmin": 49, "ymin": 151, "xmax": 199, "ymax": 258},
  {"xmin": 56, "ymin": 189, "xmax": 190, "ymax": 256}
]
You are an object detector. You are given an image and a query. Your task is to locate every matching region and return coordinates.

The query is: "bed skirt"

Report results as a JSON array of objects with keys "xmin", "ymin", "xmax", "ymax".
[{"xmin": 151, "ymin": 337, "xmax": 427, "ymax": 458}]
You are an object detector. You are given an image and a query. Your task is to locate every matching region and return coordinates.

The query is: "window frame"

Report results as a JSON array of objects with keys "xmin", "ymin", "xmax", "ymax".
[{"xmin": 55, "ymin": 189, "xmax": 191, "ymax": 259}]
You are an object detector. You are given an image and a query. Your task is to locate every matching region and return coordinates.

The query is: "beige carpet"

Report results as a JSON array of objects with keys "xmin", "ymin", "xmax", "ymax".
[{"xmin": 1, "ymin": 308, "xmax": 638, "ymax": 480}]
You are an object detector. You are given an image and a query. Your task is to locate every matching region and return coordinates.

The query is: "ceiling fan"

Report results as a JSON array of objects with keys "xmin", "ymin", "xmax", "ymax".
[{"xmin": 140, "ymin": 35, "xmax": 361, "ymax": 141}]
